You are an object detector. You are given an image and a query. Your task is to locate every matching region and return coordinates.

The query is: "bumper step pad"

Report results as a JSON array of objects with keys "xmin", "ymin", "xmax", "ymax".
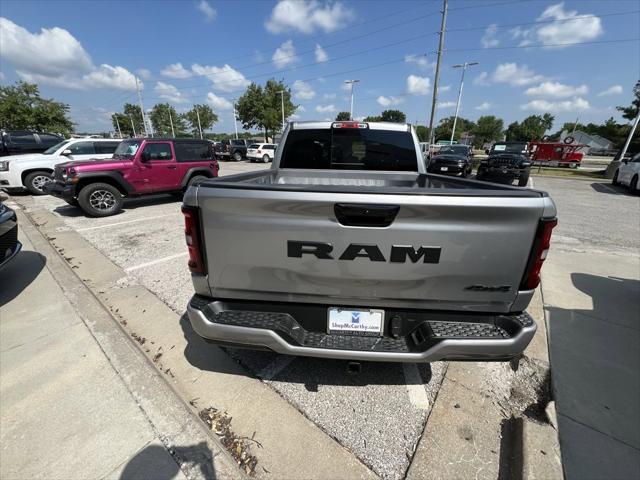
[{"xmin": 191, "ymin": 298, "xmax": 530, "ymax": 354}]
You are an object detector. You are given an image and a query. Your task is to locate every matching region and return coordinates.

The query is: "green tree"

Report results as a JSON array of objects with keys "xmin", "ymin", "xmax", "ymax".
[
  {"xmin": 616, "ymin": 80, "xmax": 640, "ymax": 120},
  {"xmin": 0, "ymin": 81, "xmax": 74, "ymax": 134},
  {"xmin": 505, "ymin": 114, "xmax": 554, "ymax": 141},
  {"xmin": 112, "ymin": 103, "xmax": 145, "ymax": 137},
  {"xmin": 415, "ymin": 125, "xmax": 429, "ymax": 142},
  {"xmin": 149, "ymin": 103, "xmax": 187, "ymax": 137},
  {"xmin": 363, "ymin": 115, "xmax": 382, "ymax": 122},
  {"xmin": 335, "ymin": 111, "xmax": 350, "ymax": 121},
  {"xmin": 183, "ymin": 104, "xmax": 218, "ymax": 137},
  {"xmin": 236, "ymin": 79, "xmax": 296, "ymax": 141},
  {"xmin": 433, "ymin": 116, "xmax": 476, "ymax": 142},
  {"xmin": 380, "ymin": 109, "xmax": 407, "ymax": 123},
  {"xmin": 473, "ymin": 116, "xmax": 504, "ymax": 146}
]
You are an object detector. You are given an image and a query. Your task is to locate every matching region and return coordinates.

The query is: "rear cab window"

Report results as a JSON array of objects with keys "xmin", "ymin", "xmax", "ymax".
[
  {"xmin": 174, "ymin": 141, "xmax": 214, "ymax": 162},
  {"xmin": 279, "ymin": 126, "xmax": 418, "ymax": 171}
]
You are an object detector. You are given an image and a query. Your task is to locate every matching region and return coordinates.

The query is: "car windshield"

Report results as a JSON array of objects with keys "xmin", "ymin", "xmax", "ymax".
[
  {"xmin": 43, "ymin": 140, "xmax": 70, "ymax": 155},
  {"xmin": 439, "ymin": 145, "xmax": 468, "ymax": 155},
  {"xmin": 114, "ymin": 140, "xmax": 142, "ymax": 158}
]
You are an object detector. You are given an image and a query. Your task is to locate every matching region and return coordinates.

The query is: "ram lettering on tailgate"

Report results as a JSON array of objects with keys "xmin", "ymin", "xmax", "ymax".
[{"xmin": 287, "ymin": 241, "xmax": 441, "ymax": 263}]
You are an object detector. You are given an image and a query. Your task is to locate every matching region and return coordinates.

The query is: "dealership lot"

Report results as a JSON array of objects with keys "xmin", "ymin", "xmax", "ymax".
[{"xmin": 5, "ymin": 165, "xmax": 638, "ymax": 479}]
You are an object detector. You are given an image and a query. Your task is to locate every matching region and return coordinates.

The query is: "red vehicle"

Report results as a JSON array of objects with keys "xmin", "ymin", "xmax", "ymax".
[
  {"xmin": 528, "ymin": 137, "xmax": 585, "ymax": 168},
  {"xmin": 45, "ymin": 138, "xmax": 218, "ymax": 217}
]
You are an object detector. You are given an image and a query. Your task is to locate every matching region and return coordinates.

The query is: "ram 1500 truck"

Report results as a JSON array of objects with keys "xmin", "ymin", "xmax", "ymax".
[{"xmin": 184, "ymin": 121, "xmax": 557, "ymax": 362}]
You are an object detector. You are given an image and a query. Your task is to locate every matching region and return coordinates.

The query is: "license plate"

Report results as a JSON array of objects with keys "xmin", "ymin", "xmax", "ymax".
[
  {"xmin": 328, "ymin": 308, "xmax": 384, "ymax": 336},
  {"xmin": 440, "ymin": 166, "xmax": 449, "ymax": 171}
]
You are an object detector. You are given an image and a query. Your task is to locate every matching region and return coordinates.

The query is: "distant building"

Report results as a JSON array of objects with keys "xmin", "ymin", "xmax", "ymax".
[{"xmin": 561, "ymin": 130, "xmax": 615, "ymax": 155}]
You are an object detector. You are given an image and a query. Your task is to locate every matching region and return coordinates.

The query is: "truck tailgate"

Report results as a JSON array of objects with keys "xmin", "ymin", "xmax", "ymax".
[{"xmin": 195, "ymin": 180, "xmax": 547, "ymax": 313}]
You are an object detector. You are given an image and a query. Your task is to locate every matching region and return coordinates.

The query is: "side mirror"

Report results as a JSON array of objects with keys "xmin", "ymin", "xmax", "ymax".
[{"xmin": 62, "ymin": 149, "xmax": 72, "ymax": 156}]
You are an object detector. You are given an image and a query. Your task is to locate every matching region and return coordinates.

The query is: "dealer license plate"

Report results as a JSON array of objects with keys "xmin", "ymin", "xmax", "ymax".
[
  {"xmin": 328, "ymin": 308, "xmax": 384, "ymax": 336},
  {"xmin": 440, "ymin": 166, "xmax": 449, "ymax": 171}
]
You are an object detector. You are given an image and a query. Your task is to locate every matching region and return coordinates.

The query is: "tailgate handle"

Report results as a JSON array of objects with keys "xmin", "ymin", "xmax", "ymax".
[{"xmin": 334, "ymin": 204, "xmax": 400, "ymax": 227}]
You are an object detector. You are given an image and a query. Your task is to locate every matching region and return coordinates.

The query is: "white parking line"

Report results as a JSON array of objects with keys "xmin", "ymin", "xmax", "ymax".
[
  {"xmin": 529, "ymin": 176, "xmax": 535, "ymax": 188},
  {"xmin": 77, "ymin": 214, "xmax": 176, "ymax": 232},
  {"xmin": 125, "ymin": 252, "xmax": 188, "ymax": 272},
  {"xmin": 257, "ymin": 355, "xmax": 295, "ymax": 381},
  {"xmin": 402, "ymin": 363, "xmax": 430, "ymax": 410}
]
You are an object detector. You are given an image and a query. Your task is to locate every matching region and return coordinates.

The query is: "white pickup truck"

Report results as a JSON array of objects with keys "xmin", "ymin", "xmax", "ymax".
[{"xmin": 183, "ymin": 121, "xmax": 557, "ymax": 362}]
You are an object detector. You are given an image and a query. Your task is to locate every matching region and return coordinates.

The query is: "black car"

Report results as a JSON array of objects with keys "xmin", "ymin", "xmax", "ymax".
[
  {"xmin": 427, "ymin": 145, "xmax": 473, "ymax": 177},
  {"xmin": 1, "ymin": 130, "xmax": 63, "ymax": 157},
  {"xmin": 476, "ymin": 142, "xmax": 531, "ymax": 187},
  {"xmin": 216, "ymin": 139, "xmax": 251, "ymax": 161},
  {"xmin": 0, "ymin": 202, "xmax": 21, "ymax": 269}
]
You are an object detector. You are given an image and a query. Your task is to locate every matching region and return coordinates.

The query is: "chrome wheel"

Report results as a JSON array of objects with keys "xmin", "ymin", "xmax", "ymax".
[
  {"xmin": 32, "ymin": 174, "xmax": 52, "ymax": 191},
  {"xmin": 89, "ymin": 189, "xmax": 116, "ymax": 211}
]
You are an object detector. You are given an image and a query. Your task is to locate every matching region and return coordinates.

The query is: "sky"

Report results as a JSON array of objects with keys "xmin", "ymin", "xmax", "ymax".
[{"xmin": 1, "ymin": 0, "xmax": 639, "ymax": 134}]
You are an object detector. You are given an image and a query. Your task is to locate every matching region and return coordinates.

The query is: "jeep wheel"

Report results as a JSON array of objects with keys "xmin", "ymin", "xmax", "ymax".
[
  {"xmin": 187, "ymin": 175, "xmax": 208, "ymax": 189},
  {"xmin": 262, "ymin": 154, "xmax": 270, "ymax": 163},
  {"xmin": 518, "ymin": 172, "xmax": 530, "ymax": 187},
  {"xmin": 612, "ymin": 170, "xmax": 620, "ymax": 186},
  {"xmin": 24, "ymin": 171, "xmax": 53, "ymax": 195},
  {"xmin": 78, "ymin": 183, "xmax": 123, "ymax": 217},
  {"xmin": 233, "ymin": 151, "xmax": 242, "ymax": 162}
]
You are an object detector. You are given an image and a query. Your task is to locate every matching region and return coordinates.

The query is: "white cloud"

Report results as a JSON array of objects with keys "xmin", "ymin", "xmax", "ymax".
[
  {"xmin": 481, "ymin": 24, "xmax": 499, "ymax": 48},
  {"xmin": 315, "ymin": 44, "xmax": 329, "ymax": 63},
  {"xmin": 292, "ymin": 80, "xmax": 315, "ymax": 100},
  {"xmin": 191, "ymin": 63, "xmax": 250, "ymax": 92},
  {"xmin": 136, "ymin": 68, "xmax": 151, "ymax": 80},
  {"xmin": 0, "ymin": 71, "xmax": 5, "ymax": 81},
  {"xmin": 475, "ymin": 63, "xmax": 545, "ymax": 87},
  {"xmin": 323, "ymin": 93, "xmax": 336, "ymax": 100},
  {"xmin": 521, "ymin": 97, "xmax": 590, "ymax": 112},
  {"xmin": 598, "ymin": 85, "xmax": 623, "ymax": 96},
  {"xmin": 512, "ymin": 2, "xmax": 603, "ymax": 47},
  {"xmin": 440, "ymin": 85, "xmax": 451, "ymax": 92},
  {"xmin": 206, "ymin": 92, "xmax": 233, "ymax": 110},
  {"xmin": 315, "ymin": 104, "xmax": 337, "ymax": 113},
  {"xmin": 161, "ymin": 63, "xmax": 192, "ymax": 79},
  {"xmin": 289, "ymin": 113, "xmax": 302, "ymax": 120},
  {"xmin": 197, "ymin": 0, "xmax": 217, "ymax": 21},
  {"xmin": 266, "ymin": 0, "xmax": 354, "ymax": 34},
  {"xmin": 0, "ymin": 18, "xmax": 141, "ymax": 91},
  {"xmin": 377, "ymin": 95, "xmax": 403, "ymax": 107},
  {"xmin": 406, "ymin": 75, "xmax": 430, "ymax": 95},
  {"xmin": 272, "ymin": 40, "xmax": 297, "ymax": 69},
  {"xmin": 155, "ymin": 81, "xmax": 189, "ymax": 104},
  {"xmin": 404, "ymin": 54, "xmax": 435, "ymax": 72},
  {"xmin": 476, "ymin": 102, "xmax": 492, "ymax": 111},
  {"xmin": 525, "ymin": 81, "xmax": 587, "ymax": 98},
  {"xmin": 438, "ymin": 101, "xmax": 456, "ymax": 108}
]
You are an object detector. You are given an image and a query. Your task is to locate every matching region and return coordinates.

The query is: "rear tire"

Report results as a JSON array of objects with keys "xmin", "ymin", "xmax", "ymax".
[
  {"xmin": 24, "ymin": 171, "xmax": 53, "ymax": 195},
  {"xmin": 262, "ymin": 154, "xmax": 270, "ymax": 163},
  {"xmin": 233, "ymin": 151, "xmax": 242, "ymax": 161},
  {"xmin": 612, "ymin": 170, "xmax": 620, "ymax": 186},
  {"xmin": 631, "ymin": 175, "xmax": 639, "ymax": 195},
  {"xmin": 78, "ymin": 183, "xmax": 123, "ymax": 217},
  {"xmin": 518, "ymin": 172, "xmax": 530, "ymax": 187}
]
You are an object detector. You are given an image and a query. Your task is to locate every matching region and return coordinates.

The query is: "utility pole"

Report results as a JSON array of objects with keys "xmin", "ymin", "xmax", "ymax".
[
  {"xmin": 345, "ymin": 79, "xmax": 360, "ymax": 120},
  {"xmin": 135, "ymin": 76, "xmax": 149, "ymax": 137},
  {"xmin": 571, "ymin": 117, "xmax": 579, "ymax": 134},
  {"xmin": 232, "ymin": 100, "xmax": 239, "ymax": 140},
  {"xmin": 450, "ymin": 61, "xmax": 479, "ymax": 144},
  {"xmin": 113, "ymin": 114, "xmax": 122, "ymax": 138},
  {"xmin": 168, "ymin": 109, "xmax": 175, "ymax": 137},
  {"xmin": 195, "ymin": 105, "xmax": 203, "ymax": 139},
  {"xmin": 277, "ymin": 90, "xmax": 285, "ymax": 130},
  {"xmin": 128, "ymin": 114, "xmax": 136, "ymax": 137},
  {"xmin": 428, "ymin": 0, "xmax": 448, "ymax": 146}
]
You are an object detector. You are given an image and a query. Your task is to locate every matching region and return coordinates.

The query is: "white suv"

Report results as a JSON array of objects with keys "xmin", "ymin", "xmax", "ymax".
[
  {"xmin": 0, "ymin": 138, "xmax": 121, "ymax": 194},
  {"xmin": 613, "ymin": 153, "xmax": 640, "ymax": 195},
  {"xmin": 246, "ymin": 143, "xmax": 277, "ymax": 163}
]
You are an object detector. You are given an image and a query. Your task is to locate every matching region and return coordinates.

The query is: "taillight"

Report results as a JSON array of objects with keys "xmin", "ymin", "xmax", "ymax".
[
  {"xmin": 520, "ymin": 218, "xmax": 557, "ymax": 290},
  {"xmin": 182, "ymin": 206, "xmax": 206, "ymax": 274},
  {"xmin": 332, "ymin": 122, "xmax": 368, "ymax": 129}
]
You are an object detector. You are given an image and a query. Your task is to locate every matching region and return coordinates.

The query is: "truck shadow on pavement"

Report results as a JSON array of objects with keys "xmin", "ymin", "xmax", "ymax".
[
  {"xmin": 590, "ymin": 182, "xmax": 634, "ymax": 195},
  {"xmin": 179, "ymin": 313, "xmax": 433, "ymax": 390},
  {"xmin": 119, "ymin": 442, "xmax": 217, "ymax": 480},
  {"xmin": 545, "ymin": 272, "xmax": 640, "ymax": 479},
  {"xmin": 0, "ymin": 251, "xmax": 46, "ymax": 307}
]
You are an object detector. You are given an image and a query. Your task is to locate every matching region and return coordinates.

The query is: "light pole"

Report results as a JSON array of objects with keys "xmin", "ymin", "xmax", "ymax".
[
  {"xmin": 277, "ymin": 90, "xmax": 285, "ymax": 130},
  {"xmin": 345, "ymin": 79, "xmax": 360, "ymax": 120},
  {"xmin": 232, "ymin": 99, "xmax": 239, "ymax": 140},
  {"xmin": 128, "ymin": 114, "xmax": 136, "ymax": 137},
  {"xmin": 450, "ymin": 62, "xmax": 478, "ymax": 144},
  {"xmin": 195, "ymin": 105, "xmax": 203, "ymax": 139},
  {"xmin": 113, "ymin": 114, "xmax": 122, "ymax": 138}
]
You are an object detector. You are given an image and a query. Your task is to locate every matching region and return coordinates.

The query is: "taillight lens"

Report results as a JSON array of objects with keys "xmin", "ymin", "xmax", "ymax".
[
  {"xmin": 521, "ymin": 218, "xmax": 557, "ymax": 290},
  {"xmin": 182, "ymin": 206, "xmax": 206, "ymax": 274},
  {"xmin": 332, "ymin": 122, "xmax": 368, "ymax": 129}
]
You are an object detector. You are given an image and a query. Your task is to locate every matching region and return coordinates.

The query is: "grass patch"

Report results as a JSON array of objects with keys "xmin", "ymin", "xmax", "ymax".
[{"xmin": 531, "ymin": 167, "xmax": 605, "ymax": 179}]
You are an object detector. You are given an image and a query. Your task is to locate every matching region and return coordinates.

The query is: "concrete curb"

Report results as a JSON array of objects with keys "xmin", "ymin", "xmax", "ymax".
[{"xmin": 16, "ymin": 208, "xmax": 245, "ymax": 480}]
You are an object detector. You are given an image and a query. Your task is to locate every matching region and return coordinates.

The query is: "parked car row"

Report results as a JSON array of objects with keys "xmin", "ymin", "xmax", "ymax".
[
  {"xmin": 210, "ymin": 139, "xmax": 278, "ymax": 162},
  {"xmin": 1, "ymin": 130, "xmax": 64, "ymax": 157}
]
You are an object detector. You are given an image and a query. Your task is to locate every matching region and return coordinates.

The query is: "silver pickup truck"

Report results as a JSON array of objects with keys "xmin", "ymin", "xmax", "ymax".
[{"xmin": 183, "ymin": 121, "xmax": 557, "ymax": 362}]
